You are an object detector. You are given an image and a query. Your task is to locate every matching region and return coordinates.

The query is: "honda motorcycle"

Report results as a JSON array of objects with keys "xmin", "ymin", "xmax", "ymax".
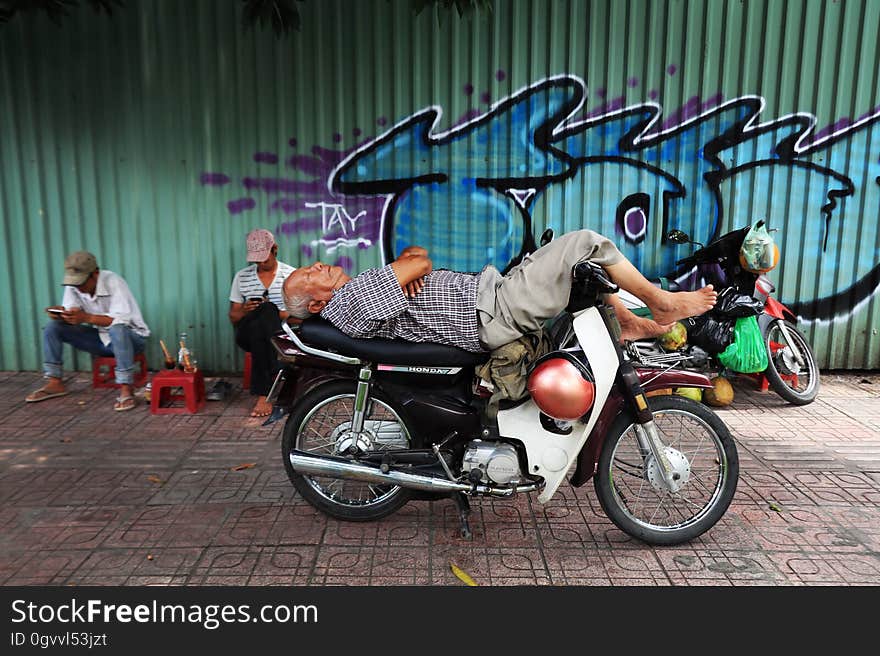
[
  {"xmin": 267, "ymin": 261, "xmax": 739, "ymax": 545},
  {"xmin": 625, "ymin": 221, "xmax": 820, "ymax": 405}
]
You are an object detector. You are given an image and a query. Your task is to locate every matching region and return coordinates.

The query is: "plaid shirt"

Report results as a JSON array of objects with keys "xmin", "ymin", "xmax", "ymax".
[{"xmin": 321, "ymin": 264, "xmax": 484, "ymax": 352}]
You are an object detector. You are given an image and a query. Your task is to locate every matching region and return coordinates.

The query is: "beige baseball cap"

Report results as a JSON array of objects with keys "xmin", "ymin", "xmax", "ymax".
[
  {"xmin": 62, "ymin": 251, "xmax": 98, "ymax": 286},
  {"xmin": 246, "ymin": 228, "xmax": 276, "ymax": 263}
]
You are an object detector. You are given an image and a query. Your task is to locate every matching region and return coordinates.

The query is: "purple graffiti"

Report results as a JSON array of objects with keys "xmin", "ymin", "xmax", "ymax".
[
  {"xmin": 277, "ymin": 217, "xmax": 324, "ymax": 234},
  {"xmin": 353, "ymin": 127, "xmax": 362, "ymax": 137},
  {"xmin": 649, "ymin": 89, "xmax": 659, "ymax": 100},
  {"xmin": 464, "ymin": 83, "xmax": 474, "ymax": 95},
  {"xmin": 860, "ymin": 104, "xmax": 880, "ymax": 121},
  {"xmin": 495, "ymin": 70, "xmax": 506, "ymax": 82},
  {"xmin": 243, "ymin": 177, "xmax": 316, "ymax": 194},
  {"xmin": 310, "ymin": 145, "xmax": 351, "ymax": 166},
  {"xmin": 660, "ymin": 94, "xmax": 724, "ymax": 131},
  {"xmin": 334, "ymin": 255, "xmax": 354, "ymax": 272},
  {"xmin": 200, "ymin": 172, "xmax": 230, "ymax": 186},
  {"xmin": 480, "ymin": 91, "xmax": 491, "ymax": 104},
  {"xmin": 813, "ymin": 118, "xmax": 853, "ymax": 141},
  {"xmin": 288, "ymin": 137, "xmax": 298, "ymax": 147},
  {"xmin": 332, "ymin": 133, "xmax": 342, "ymax": 143},
  {"xmin": 377, "ymin": 117, "xmax": 387, "ymax": 126},
  {"xmin": 227, "ymin": 197, "xmax": 256, "ymax": 214},
  {"xmin": 667, "ymin": 64, "xmax": 677, "ymax": 75},
  {"xmin": 625, "ymin": 207, "xmax": 646, "ymax": 239},
  {"xmin": 301, "ymin": 244, "xmax": 314, "ymax": 258},
  {"xmin": 627, "ymin": 77, "xmax": 639, "ymax": 88},
  {"xmin": 586, "ymin": 96, "xmax": 626, "ymax": 118},
  {"xmin": 453, "ymin": 109, "xmax": 484, "ymax": 127},
  {"xmin": 253, "ymin": 152, "xmax": 279, "ymax": 164},
  {"xmin": 285, "ymin": 154, "xmax": 326, "ymax": 177}
]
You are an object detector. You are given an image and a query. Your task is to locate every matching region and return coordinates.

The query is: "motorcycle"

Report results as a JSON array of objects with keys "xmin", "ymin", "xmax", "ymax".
[
  {"xmin": 624, "ymin": 221, "xmax": 820, "ymax": 405},
  {"xmin": 266, "ymin": 260, "xmax": 739, "ymax": 545}
]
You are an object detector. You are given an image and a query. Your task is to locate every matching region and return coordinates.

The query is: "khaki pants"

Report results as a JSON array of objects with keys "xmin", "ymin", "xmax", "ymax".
[{"xmin": 476, "ymin": 230, "xmax": 624, "ymax": 350}]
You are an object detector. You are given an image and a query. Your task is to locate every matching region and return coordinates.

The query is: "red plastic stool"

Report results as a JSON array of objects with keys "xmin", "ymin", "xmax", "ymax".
[
  {"xmin": 92, "ymin": 353, "xmax": 148, "ymax": 389},
  {"xmin": 242, "ymin": 352, "xmax": 252, "ymax": 390},
  {"xmin": 150, "ymin": 369, "xmax": 206, "ymax": 414}
]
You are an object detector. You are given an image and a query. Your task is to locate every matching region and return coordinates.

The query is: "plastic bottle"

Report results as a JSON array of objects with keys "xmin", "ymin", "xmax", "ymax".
[{"xmin": 178, "ymin": 332, "xmax": 191, "ymax": 371}]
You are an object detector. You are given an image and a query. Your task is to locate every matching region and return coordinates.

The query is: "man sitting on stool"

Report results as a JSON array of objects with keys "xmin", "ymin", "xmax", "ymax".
[
  {"xmin": 228, "ymin": 228, "xmax": 295, "ymax": 418},
  {"xmin": 25, "ymin": 251, "xmax": 151, "ymax": 411}
]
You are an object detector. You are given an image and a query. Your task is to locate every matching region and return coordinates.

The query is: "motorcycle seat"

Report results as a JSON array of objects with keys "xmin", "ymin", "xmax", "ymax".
[{"xmin": 296, "ymin": 318, "xmax": 489, "ymax": 367}]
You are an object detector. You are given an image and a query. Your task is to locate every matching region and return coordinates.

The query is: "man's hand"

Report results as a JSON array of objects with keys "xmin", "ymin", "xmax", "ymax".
[
  {"xmin": 243, "ymin": 299, "xmax": 262, "ymax": 313},
  {"xmin": 60, "ymin": 307, "xmax": 88, "ymax": 325},
  {"xmin": 391, "ymin": 246, "xmax": 432, "ymax": 297},
  {"xmin": 403, "ymin": 277, "xmax": 426, "ymax": 298},
  {"xmin": 46, "ymin": 306, "xmax": 65, "ymax": 321},
  {"xmin": 398, "ymin": 246, "xmax": 428, "ymax": 259}
]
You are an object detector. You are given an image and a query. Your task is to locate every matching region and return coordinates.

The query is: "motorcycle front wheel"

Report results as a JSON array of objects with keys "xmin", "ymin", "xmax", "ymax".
[
  {"xmin": 763, "ymin": 319, "xmax": 820, "ymax": 405},
  {"xmin": 594, "ymin": 395, "xmax": 739, "ymax": 545},
  {"xmin": 282, "ymin": 381, "xmax": 414, "ymax": 521}
]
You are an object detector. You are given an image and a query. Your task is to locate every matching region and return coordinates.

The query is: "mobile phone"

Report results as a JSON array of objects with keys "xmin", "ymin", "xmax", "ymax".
[
  {"xmin": 247, "ymin": 297, "xmax": 264, "ymax": 303},
  {"xmin": 47, "ymin": 308, "xmax": 65, "ymax": 314}
]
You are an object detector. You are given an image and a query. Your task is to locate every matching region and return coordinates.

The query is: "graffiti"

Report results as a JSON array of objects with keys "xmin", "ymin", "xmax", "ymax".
[
  {"xmin": 304, "ymin": 201, "xmax": 368, "ymax": 235},
  {"xmin": 203, "ymin": 75, "xmax": 880, "ymax": 322}
]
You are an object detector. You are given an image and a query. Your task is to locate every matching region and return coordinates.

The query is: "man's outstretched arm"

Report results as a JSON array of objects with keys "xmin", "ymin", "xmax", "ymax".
[{"xmin": 392, "ymin": 246, "xmax": 432, "ymax": 297}]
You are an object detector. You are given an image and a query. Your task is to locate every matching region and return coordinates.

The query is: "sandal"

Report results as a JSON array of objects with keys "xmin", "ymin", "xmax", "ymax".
[
  {"xmin": 25, "ymin": 387, "xmax": 69, "ymax": 403},
  {"xmin": 114, "ymin": 395, "xmax": 137, "ymax": 412}
]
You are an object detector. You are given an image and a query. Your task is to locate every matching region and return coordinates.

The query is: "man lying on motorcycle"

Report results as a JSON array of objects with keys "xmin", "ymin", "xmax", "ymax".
[{"xmin": 281, "ymin": 229, "xmax": 717, "ymax": 349}]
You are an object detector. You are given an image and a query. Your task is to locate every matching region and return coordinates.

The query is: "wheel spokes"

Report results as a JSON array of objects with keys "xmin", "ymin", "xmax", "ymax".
[
  {"xmin": 610, "ymin": 411, "xmax": 725, "ymax": 530},
  {"xmin": 297, "ymin": 394, "xmax": 410, "ymax": 508}
]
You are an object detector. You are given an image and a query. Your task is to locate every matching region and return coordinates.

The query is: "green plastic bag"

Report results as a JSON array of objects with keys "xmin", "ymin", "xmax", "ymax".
[{"xmin": 717, "ymin": 315, "xmax": 768, "ymax": 373}]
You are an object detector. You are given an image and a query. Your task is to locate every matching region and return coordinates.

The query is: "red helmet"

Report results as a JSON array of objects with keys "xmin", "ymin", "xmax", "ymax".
[{"xmin": 527, "ymin": 352, "xmax": 595, "ymax": 421}]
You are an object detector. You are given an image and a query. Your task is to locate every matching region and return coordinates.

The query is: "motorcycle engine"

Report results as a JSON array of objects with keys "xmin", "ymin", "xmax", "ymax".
[{"xmin": 461, "ymin": 441, "xmax": 522, "ymax": 485}]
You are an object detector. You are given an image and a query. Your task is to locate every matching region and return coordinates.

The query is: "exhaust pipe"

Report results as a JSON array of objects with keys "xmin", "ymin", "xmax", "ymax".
[{"xmin": 289, "ymin": 451, "xmax": 542, "ymax": 497}]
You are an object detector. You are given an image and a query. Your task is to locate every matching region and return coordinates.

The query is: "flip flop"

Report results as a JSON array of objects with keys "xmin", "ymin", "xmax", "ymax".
[
  {"xmin": 25, "ymin": 388, "xmax": 69, "ymax": 403},
  {"xmin": 114, "ymin": 396, "xmax": 137, "ymax": 412}
]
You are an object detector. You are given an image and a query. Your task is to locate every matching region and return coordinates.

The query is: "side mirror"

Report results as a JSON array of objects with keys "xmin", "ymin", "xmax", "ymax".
[
  {"xmin": 539, "ymin": 228, "xmax": 554, "ymax": 247},
  {"xmin": 666, "ymin": 229, "xmax": 691, "ymax": 244}
]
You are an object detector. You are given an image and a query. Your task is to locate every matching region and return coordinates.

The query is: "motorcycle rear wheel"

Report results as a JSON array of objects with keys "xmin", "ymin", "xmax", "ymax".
[
  {"xmin": 763, "ymin": 319, "xmax": 819, "ymax": 405},
  {"xmin": 282, "ymin": 381, "xmax": 414, "ymax": 521},
  {"xmin": 594, "ymin": 395, "xmax": 738, "ymax": 545}
]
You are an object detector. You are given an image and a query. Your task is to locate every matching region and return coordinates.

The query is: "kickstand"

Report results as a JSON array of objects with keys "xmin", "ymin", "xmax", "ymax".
[{"xmin": 452, "ymin": 492, "xmax": 473, "ymax": 540}]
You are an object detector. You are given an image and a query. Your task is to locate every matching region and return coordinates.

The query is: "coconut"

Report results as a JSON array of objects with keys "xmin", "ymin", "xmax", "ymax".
[
  {"xmin": 704, "ymin": 376, "xmax": 734, "ymax": 407},
  {"xmin": 659, "ymin": 321, "xmax": 687, "ymax": 351},
  {"xmin": 674, "ymin": 387, "xmax": 703, "ymax": 402}
]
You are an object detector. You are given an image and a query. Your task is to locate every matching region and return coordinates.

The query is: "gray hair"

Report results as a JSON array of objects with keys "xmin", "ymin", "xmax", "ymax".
[{"xmin": 282, "ymin": 287, "xmax": 313, "ymax": 320}]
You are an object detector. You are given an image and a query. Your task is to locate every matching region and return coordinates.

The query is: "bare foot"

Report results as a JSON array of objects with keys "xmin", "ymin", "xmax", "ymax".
[
  {"xmin": 651, "ymin": 285, "xmax": 716, "ymax": 324},
  {"xmin": 250, "ymin": 396, "xmax": 272, "ymax": 418},
  {"xmin": 618, "ymin": 313, "xmax": 675, "ymax": 342}
]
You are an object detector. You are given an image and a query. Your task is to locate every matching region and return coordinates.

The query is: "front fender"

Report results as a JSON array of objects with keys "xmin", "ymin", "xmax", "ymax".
[
  {"xmin": 763, "ymin": 297, "xmax": 798, "ymax": 323},
  {"xmin": 569, "ymin": 368, "xmax": 713, "ymax": 487}
]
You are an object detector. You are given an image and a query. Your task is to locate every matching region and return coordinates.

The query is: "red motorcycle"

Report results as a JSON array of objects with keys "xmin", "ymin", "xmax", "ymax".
[{"xmin": 626, "ymin": 221, "xmax": 820, "ymax": 405}]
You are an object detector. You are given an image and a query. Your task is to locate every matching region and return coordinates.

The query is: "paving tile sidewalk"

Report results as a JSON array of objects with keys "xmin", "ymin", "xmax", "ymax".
[{"xmin": 1, "ymin": 370, "xmax": 879, "ymax": 586}]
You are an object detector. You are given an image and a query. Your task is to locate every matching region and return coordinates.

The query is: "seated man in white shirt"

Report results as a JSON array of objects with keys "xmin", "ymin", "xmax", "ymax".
[{"xmin": 25, "ymin": 251, "xmax": 151, "ymax": 411}]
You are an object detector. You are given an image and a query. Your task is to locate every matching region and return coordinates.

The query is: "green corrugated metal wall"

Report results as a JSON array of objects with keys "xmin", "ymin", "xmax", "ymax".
[{"xmin": 1, "ymin": 0, "xmax": 878, "ymax": 372}]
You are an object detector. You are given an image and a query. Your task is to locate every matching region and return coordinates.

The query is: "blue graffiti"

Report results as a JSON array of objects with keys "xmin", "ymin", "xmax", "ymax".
[{"xmin": 324, "ymin": 75, "xmax": 880, "ymax": 320}]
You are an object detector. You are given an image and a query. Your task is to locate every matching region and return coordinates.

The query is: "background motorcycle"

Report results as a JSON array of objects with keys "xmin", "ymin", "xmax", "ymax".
[
  {"xmin": 625, "ymin": 222, "xmax": 820, "ymax": 405},
  {"xmin": 267, "ymin": 262, "xmax": 739, "ymax": 545}
]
